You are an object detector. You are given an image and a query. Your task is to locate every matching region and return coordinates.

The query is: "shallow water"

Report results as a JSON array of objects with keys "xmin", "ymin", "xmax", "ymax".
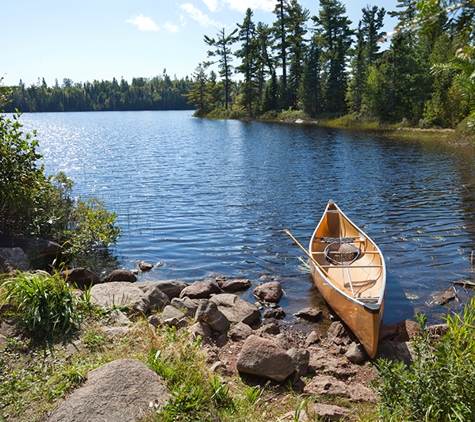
[{"xmin": 19, "ymin": 110, "xmax": 475, "ymax": 324}]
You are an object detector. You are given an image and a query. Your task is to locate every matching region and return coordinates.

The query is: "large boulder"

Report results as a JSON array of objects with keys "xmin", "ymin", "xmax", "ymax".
[
  {"xmin": 59, "ymin": 267, "xmax": 101, "ymax": 289},
  {"xmin": 48, "ymin": 359, "xmax": 170, "ymax": 422},
  {"xmin": 216, "ymin": 277, "xmax": 251, "ymax": 292},
  {"xmin": 136, "ymin": 283, "xmax": 170, "ymax": 310},
  {"xmin": 209, "ymin": 293, "xmax": 261, "ymax": 326},
  {"xmin": 195, "ymin": 300, "xmax": 230, "ymax": 333},
  {"xmin": 90, "ymin": 282, "xmax": 149, "ymax": 312},
  {"xmin": 236, "ymin": 335, "xmax": 296, "ymax": 382},
  {"xmin": 102, "ymin": 269, "xmax": 137, "ymax": 283},
  {"xmin": 0, "ymin": 247, "xmax": 30, "ymax": 272},
  {"xmin": 179, "ymin": 281, "xmax": 222, "ymax": 299},
  {"xmin": 149, "ymin": 280, "xmax": 189, "ymax": 299},
  {"xmin": 253, "ymin": 282, "xmax": 284, "ymax": 303}
]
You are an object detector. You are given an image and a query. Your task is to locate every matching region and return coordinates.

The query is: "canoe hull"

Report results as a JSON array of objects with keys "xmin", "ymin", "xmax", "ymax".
[{"xmin": 309, "ymin": 201, "xmax": 386, "ymax": 358}]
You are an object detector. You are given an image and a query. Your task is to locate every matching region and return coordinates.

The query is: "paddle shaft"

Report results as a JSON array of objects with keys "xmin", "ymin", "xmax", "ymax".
[{"xmin": 283, "ymin": 229, "xmax": 329, "ymax": 275}]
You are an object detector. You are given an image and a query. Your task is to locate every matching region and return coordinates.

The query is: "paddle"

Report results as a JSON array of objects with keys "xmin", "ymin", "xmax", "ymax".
[{"xmin": 283, "ymin": 229, "xmax": 329, "ymax": 276}]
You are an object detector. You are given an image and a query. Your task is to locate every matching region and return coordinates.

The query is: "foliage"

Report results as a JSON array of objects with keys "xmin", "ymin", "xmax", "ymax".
[
  {"xmin": 5, "ymin": 73, "xmax": 194, "ymax": 113},
  {"xmin": 376, "ymin": 298, "xmax": 475, "ymax": 421},
  {"xmin": 1, "ymin": 272, "xmax": 84, "ymax": 340}
]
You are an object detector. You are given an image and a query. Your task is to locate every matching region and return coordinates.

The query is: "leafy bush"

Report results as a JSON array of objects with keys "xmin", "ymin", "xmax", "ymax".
[
  {"xmin": 1, "ymin": 272, "xmax": 83, "ymax": 340},
  {"xmin": 376, "ymin": 298, "xmax": 475, "ymax": 421},
  {"xmin": 0, "ymin": 83, "xmax": 120, "ymax": 266}
]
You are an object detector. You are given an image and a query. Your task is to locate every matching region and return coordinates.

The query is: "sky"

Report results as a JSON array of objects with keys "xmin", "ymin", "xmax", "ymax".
[{"xmin": 2, "ymin": 0, "xmax": 399, "ymax": 87}]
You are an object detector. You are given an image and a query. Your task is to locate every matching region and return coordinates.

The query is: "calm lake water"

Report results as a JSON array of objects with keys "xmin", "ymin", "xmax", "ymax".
[{"xmin": 19, "ymin": 110, "xmax": 475, "ymax": 324}]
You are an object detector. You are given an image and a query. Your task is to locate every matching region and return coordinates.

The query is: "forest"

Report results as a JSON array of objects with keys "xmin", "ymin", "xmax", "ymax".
[
  {"xmin": 3, "ymin": 73, "xmax": 194, "ymax": 112},
  {"xmin": 4, "ymin": 0, "xmax": 475, "ymax": 130},
  {"xmin": 186, "ymin": 0, "xmax": 475, "ymax": 129}
]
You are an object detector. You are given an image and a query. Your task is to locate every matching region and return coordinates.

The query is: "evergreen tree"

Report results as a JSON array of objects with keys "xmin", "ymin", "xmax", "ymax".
[
  {"xmin": 299, "ymin": 37, "xmax": 323, "ymax": 117},
  {"xmin": 204, "ymin": 27, "xmax": 238, "ymax": 110},
  {"xmin": 313, "ymin": 0, "xmax": 353, "ymax": 114},
  {"xmin": 347, "ymin": 6, "xmax": 386, "ymax": 115},
  {"xmin": 286, "ymin": 0, "xmax": 310, "ymax": 109},
  {"xmin": 184, "ymin": 63, "xmax": 211, "ymax": 116},
  {"xmin": 235, "ymin": 8, "xmax": 260, "ymax": 115},
  {"xmin": 261, "ymin": 71, "xmax": 279, "ymax": 114}
]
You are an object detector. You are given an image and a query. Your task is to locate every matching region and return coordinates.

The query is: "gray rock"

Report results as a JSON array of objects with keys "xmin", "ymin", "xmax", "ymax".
[
  {"xmin": 209, "ymin": 293, "xmax": 261, "ymax": 326},
  {"xmin": 161, "ymin": 305, "xmax": 186, "ymax": 321},
  {"xmin": 294, "ymin": 307, "xmax": 323, "ymax": 323},
  {"xmin": 179, "ymin": 281, "xmax": 222, "ymax": 299},
  {"xmin": 428, "ymin": 290, "xmax": 457, "ymax": 306},
  {"xmin": 90, "ymin": 282, "xmax": 148, "ymax": 312},
  {"xmin": 138, "ymin": 261, "xmax": 153, "ymax": 272},
  {"xmin": 187, "ymin": 321, "xmax": 213, "ymax": 344},
  {"xmin": 108, "ymin": 309, "xmax": 132, "ymax": 326},
  {"xmin": 150, "ymin": 280, "xmax": 189, "ymax": 299},
  {"xmin": 306, "ymin": 331, "xmax": 321, "ymax": 345},
  {"xmin": 236, "ymin": 335, "xmax": 296, "ymax": 382},
  {"xmin": 376, "ymin": 341, "xmax": 415, "ymax": 366},
  {"xmin": 59, "ymin": 267, "xmax": 101, "ymax": 289},
  {"xmin": 0, "ymin": 316, "xmax": 21, "ymax": 338},
  {"xmin": 256, "ymin": 323, "xmax": 280, "ymax": 336},
  {"xmin": 287, "ymin": 348, "xmax": 310, "ymax": 378},
  {"xmin": 229, "ymin": 322, "xmax": 253, "ymax": 341},
  {"xmin": 102, "ymin": 269, "xmax": 137, "ymax": 283},
  {"xmin": 253, "ymin": 282, "xmax": 284, "ymax": 303},
  {"xmin": 137, "ymin": 283, "xmax": 170, "ymax": 310},
  {"xmin": 0, "ymin": 247, "xmax": 30, "ymax": 272},
  {"xmin": 148, "ymin": 315, "xmax": 162, "ymax": 327},
  {"xmin": 263, "ymin": 307, "xmax": 286, "ymax": 320},
  {"xmin": 216, "ymin": 277, "xmax": 251, "ymax": 292},
  {"xmin": 345, "ymin": 342, "xmax": 368, "ymax": 365},
  {"xmin": 48, "ymin": 359, "xmax": 170, "ymax": 422},
  {"xmin": 311, "ymin": 403, "xmax": 352, "ymax": 421},
  {"xmin": 196, "ymin": 300, "xmax": 230, "ymax": 333},
  {"xmin": 326, "ymin": 321, "xmax": 353, "ymax": 346},
  {"xmin": 170, "ymin": 297, "xmax": 198, "ymax": 317},
  {"xmin": 308, "ymin": 346, "xmax": 358, "ymax": 378}
]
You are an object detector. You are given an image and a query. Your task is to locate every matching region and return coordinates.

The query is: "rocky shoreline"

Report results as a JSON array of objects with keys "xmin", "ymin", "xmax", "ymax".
[{"xmin": 1, "ymin": 263, "xmax": 442, "ymax": 421}]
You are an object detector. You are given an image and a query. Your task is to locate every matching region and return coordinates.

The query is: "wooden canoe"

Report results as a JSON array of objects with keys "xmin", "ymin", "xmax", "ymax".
[{"xmin": 309, "ymin": 200, "xmax": 386, "ymax": 358}]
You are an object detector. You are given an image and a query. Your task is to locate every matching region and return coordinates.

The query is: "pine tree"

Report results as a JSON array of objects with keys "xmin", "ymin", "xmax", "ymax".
[{"xmin": 299, "ymin": 37, "xmax": 323, "ymax": 117}]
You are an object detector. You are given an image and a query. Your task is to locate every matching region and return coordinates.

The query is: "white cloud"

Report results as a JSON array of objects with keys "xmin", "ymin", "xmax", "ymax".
[
  {"xmin": 180, "ymin": 3, "xmax": 223, "ymax": 27},
  {"xmin": 225, "ymin": 0, "xmax": 274, "ymax": 13},
  {"xmin": 126, "ymin": 15, "xmax": 159, "ymax": 31},
  {"xmin": 202, "ymin": 0, "xmax": 219, "ymax": 12},
  {"xmin": 164, "ymin": 21, "xmax": 179, "ymax": 33}
]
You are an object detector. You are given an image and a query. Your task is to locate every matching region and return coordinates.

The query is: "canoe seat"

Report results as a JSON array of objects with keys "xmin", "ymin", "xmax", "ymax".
[{"xmin": 324, "ymin": 242, "xmax": 361, "ymax": 265}]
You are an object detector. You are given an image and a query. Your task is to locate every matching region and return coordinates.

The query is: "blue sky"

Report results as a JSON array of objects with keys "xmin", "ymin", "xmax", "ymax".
[{"xmin": 2, "ymin": 0, "xmax": 399, "ymax": 87}]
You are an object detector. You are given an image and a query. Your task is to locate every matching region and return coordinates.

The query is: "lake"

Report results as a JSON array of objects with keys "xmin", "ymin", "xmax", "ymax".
[{"xmin": 18, "ymin": 110, "xmax": 475, "ymax": 324}]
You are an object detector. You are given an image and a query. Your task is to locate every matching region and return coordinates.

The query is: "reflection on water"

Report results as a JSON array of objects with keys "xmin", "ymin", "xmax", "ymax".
[{"xmin": 19, "ymin": 111, "xmax": 475, "ymax": 324}]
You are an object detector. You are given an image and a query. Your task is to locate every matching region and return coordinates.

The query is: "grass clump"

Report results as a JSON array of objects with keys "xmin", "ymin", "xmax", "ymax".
[
  {"xmin": 1, "ymin": 272, "xmax": 84, "ymax": 340},
  {"xmin": 376, "ymin": 297, "xmax": 475, "ymax": 421}
]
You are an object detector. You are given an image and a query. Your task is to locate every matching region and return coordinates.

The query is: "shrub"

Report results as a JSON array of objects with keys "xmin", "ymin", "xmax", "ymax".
[
  {"xmin": 376, "ymin": 298, "xmax": 475, "ymax": 421},
  {"xmin": 0, "ymin": 83, "xmax": 120, "ymax": 266},
  {"xmin": 1, "ymin": 272, "xmax": 83, "ymax": 340}
]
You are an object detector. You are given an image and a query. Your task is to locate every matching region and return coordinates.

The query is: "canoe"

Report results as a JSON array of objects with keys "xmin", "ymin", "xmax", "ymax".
[{"xmin": 309, "ymin": 200, "xmax": 386, "ymax": 358}]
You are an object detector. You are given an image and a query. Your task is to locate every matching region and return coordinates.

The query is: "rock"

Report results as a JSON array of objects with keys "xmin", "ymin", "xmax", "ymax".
[
  {"xmin": 196, "ymin": 299, "xmax": 230, "ymax": 333},
  {"xmin": 0, "ymin": 334, "xmax": 8, "ymax": 349},
  {"xmin": 427, "ymin": 323, "xmax": 449, "ymax": 338},
  {"xmin": 263, "ymin": 307, "xmax": 286, "ymax": 320},
  {"xmin": 138, "ymin": 280, "xmax": 188, "ymax": 300},
  {"xmin": 253, "ymin": 282, "xmax": 284, "ymax": 303},
  {"xmin": 0, "ymin": 247, "xmax": 30, "ymax": 272},
  {"xmin": 0, "ymin": 235, "xmax": 61, "ymax": 270},
  {"xmin": 90, "ymin": 282, "xmax": 149, "ymax": 312},
  {"xmin": 148, "ymin": 315, "xmax": 162, "ymax": 327},
  {"xmin": 102, "ymin": 269, "xmax": 137, "ymax": 283},
  {"xmin": 99, "ymin": 326, "xmax": 131, "ymax": 339},
  {"xmin": 326, "ymin": 321, "xmax": 353, "ymax": 346},
  {"xmin": 428, "ymin": 289, "xmax": 456, "ymax": 306},
  {"xmin": 274, "ymin": 333, "xmax": 298, "ymax": 351},
  {"xmin": 137, "ymin": 283, "xmax": 170, "ymax": 310},
  {"xmin": 161, "ymin": 305, "xmax": 186, "ymax": 322},
  {"xmin": 48, "ymin": 359, "xmax": 170, "ymax": 422},
  {"xmin": 311, "ymin": 403, "xmax": 352, "ymax": 421},
  {"xmin": 209, "ymin": 293, "xmax": 261, "ymax": 326},
  {"xmin": 229, "ymin": 322, "xmax": 253, "ymax": 341},
  {"xmin": 236, "ymin": 335, "xmax": 296, "ymax": 382},
  {"xmin": 188, "ymin": 321, "xmax": 213, "ymax": 344},
  {"xmin": 304, "ymin": 374, "xmax": 349, "ymax": 397},
  {"xmin": 345, "ymin": 342, "xmax": 368, "ymax": 364},
  {"xmin": 308, "ymin": 346, "xmax": 358, "ymax": 378},
  {"xmin": 179, "ymin": 281, "xmax": 222, "ymax": 299},
  {"xmin": 294, "ymin": 307, "xmax": 323, "ymax": 323},
  {"xmin": 306, "ymin": 331, "xmax": 321, "ymax": 345},
  {"xmin": 256, "ymin": 323, "xmax": 280, "ymax": 336},
  {"xmin": 59, "ymin": 267, "xmax": 101, "ymax": 289},
  {"xmin": 216, "ymin": 277, "xmax": 251, "ymax": 292},
  {"xmin": 287, "ymin": 348, "xmax": 310, "ymax": 378},
  {"xmin": 138, "ymin": 261, "xmax": 153, "ymax": 272},
  {"xmin": 376, "ymin": 341, "xmax": 415, "ymax": 366},
  {"xmin": 280, "ymin": 409, "xmax": 310, "ymax": 421},
  {"xmin": 108, "ymin": 309, "xmax": 132, "ymax": 326},
  {"xmin": 170, "ymin": 297, "xmax": 198, "ymax": 317},
  {"xmin": 0, "ymin": 317, "xmax": 21, "ymax": 338}
]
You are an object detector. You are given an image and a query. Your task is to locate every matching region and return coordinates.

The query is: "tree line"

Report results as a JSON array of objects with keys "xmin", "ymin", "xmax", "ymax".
[
  {"xmin": 4, "ymin": 72, "xmax": 194, "ymax": 112},
  {"xmin": 185, "ymin": 0, "xmax": 474, "ymax": 128}
]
